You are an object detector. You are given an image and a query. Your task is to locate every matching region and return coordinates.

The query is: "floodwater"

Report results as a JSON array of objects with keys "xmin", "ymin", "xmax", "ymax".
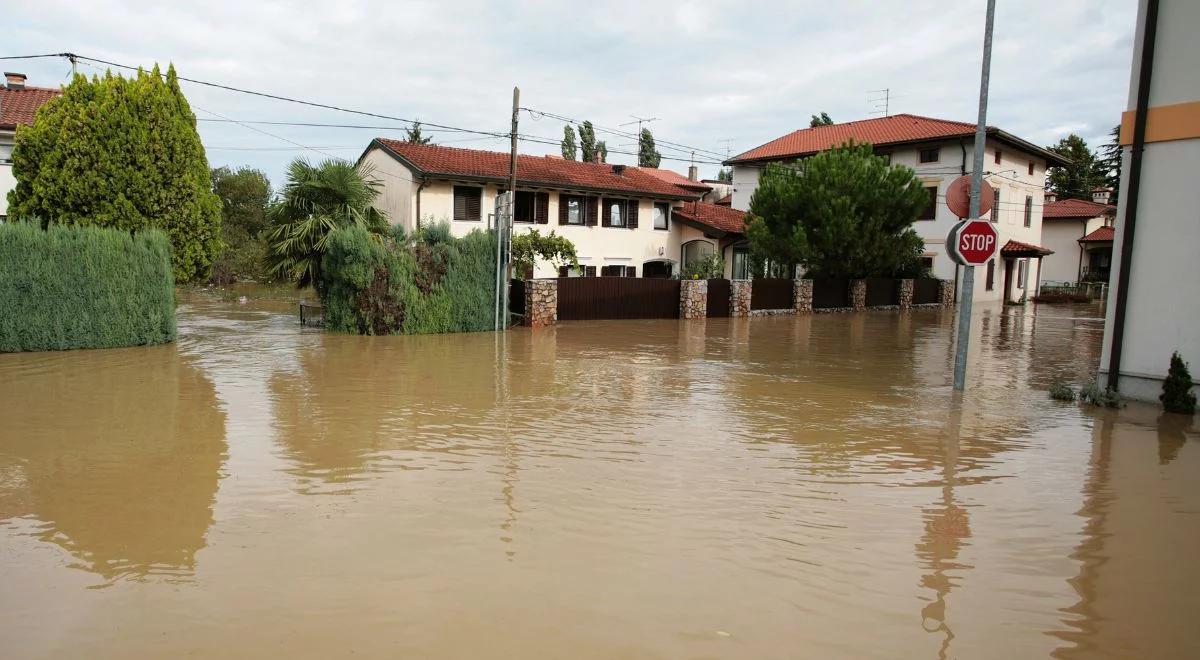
[{"xmin": 1, "ymin": 288, "xmax": 1197, "ymax": 659}]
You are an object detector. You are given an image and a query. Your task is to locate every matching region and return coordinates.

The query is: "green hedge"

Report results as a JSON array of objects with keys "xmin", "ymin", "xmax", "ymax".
[
  {"xmin": 0, "ymin": 223, "xmax": 176, "ymax": 352},
  {"xmin": 321, "ymin": 224, "xmax": 496, "ymax": 335}
]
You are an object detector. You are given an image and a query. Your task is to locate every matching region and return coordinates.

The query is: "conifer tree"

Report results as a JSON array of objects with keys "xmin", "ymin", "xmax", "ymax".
[
  {"xmin": 561, "ymin": 125, "xmax": 578, "ymax": 160},
  {"xmin": 1161, "ymin": 352, "xmax": 1197, "ymax": 415},
  {"xmin": 578, "ymin": 121, "xmax": 598, "ymax": 162},
  {"xmin": 638, "ymin": 128, "xmax": 661, "ymax": 168}
]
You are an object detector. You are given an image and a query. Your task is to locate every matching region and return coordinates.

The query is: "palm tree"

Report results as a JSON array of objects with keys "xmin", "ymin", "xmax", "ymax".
[{"xmin": 264, "ymin": 158, "xmax": 388, "ymax": 292}]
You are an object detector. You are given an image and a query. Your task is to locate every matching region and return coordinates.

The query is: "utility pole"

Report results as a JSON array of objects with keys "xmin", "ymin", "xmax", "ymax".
[
  {"xmin": 952, "ymin": 0, "xmax": 996, "ymax": 392},
  {"xmin": 68, "ymin": 54, "xmax": 77, "ymax": 79},
  {"xmin": 501, "ymin": 86, "xmax": 519, "ymax": 330}
]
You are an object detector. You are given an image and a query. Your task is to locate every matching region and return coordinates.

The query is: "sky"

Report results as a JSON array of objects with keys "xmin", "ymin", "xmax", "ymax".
[{"xmin": 5, "ymin": 0, "xmax": 1137, "ymax": 188}]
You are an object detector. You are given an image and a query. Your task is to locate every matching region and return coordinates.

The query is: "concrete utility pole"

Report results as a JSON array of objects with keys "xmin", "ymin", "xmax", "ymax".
[
  {"xmin": 952, "ymin": 0, "xmax": 996, "ymax": 392},
  {"xmin": 501, "ymin": 86, "xmax": 519, "ymax": 329}
]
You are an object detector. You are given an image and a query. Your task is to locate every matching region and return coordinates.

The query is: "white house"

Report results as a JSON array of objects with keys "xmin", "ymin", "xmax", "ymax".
[
  {"xmin": 1100, "ymin": 0, "xmax": 1200, "ymax": 401},
  {"xmin": 1039, "ymin": 198, "xmax": 1116, "ymax": 286},
  {"xmin": 0, "ymin": 73, "xmax": 60, "ymax": 219},
  {"xmin": 359, "ymin": 139, "xmax": 748, "ymax": 279},
  {"xmin": 724, "ymin": 113, "xmax": 1069, "ymax": 303}
]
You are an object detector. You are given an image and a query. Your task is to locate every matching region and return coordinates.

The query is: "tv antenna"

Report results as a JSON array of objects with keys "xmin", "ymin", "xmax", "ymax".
[
  {"xmin": 619, "ymin": 115, "xmax": 659, "ymax": 134},
  {"xmin": 868, "ymin": 88, "xmax": 891, "ymax": 116}
]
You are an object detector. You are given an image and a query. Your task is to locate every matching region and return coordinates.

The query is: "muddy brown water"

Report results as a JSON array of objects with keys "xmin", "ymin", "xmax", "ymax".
[{"xmin": 1, "ymin": 287, "xmax": 1197, "ymax": 659}]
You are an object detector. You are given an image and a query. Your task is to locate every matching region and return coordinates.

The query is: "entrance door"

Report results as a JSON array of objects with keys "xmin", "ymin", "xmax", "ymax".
[{"xmin": 1003, "ymin": 259, "xmax": 1014, "ymax": 301}]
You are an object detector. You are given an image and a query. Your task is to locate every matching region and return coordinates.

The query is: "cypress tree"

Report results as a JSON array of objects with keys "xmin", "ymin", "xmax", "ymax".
[
  {"xmin": 561, "ymin": 125, "xmax": 577, "ymax": 160},
  {"xmin": 578, "ymin": 121, "xmax": 597, "ymax": 162},
  {"xmin": 638, "ymin": 128, "xmax": 661, "ymax": 168},
  {"xmin": 1161, "ymin": 352, "xmax": 1197, "ymax": 415},
  {"xmin": 7, "ymin": 65, "xmax": 221, "ymax": 283}
]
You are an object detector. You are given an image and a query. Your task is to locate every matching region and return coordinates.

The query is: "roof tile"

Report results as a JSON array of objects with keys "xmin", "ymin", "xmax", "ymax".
[
  {"xmin": 1043, "ymin": 198, "xmax": 1116, "ymax": 219},
  {"xmin": 0, "ymin": 85, "xmax": 61, "ymax": 130},
  {"xmin": 672, "ymin": 201, "xmax": 747, "ymax": 234},
  {"xmin": 1079, "ymin": 226, "xmax": 1116, "ymax": 242}
]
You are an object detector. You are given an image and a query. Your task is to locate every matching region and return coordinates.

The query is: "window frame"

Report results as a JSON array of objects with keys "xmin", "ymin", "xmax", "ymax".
[
  {"xmin": 1024, "ymin": 195, "xmax": 1033, "ymax": 227},
  {"xmin": 453, "ymin": 185, "xmax": 483, "ymax": 222},
  {"xmin": 991, "ymin": 188, "xmax": 1001, "ymax": 223},
  {"xmin": 918, "ymin": 147, "xmax": 941, "ymax": 164},
  {"xmin": 564, "ymin": 195, "xmax": 584, "ymax": 225},
  {"xmin": 918, "ymin": 185, "xmax": 938, "ymax": 220},
  {"xmin": 1028, "ymin": 161, "xmax": 1035, "ymax": 176},
  {"xmin": 512, "ymin": 190, "xmax": 536, "ymax": 223},
  {"xmin": 994, "ymin": 149, "xmax": 1002, "ymax": 165},
  {"xmin": 652, "ymin": 202, "xmax": 669, "ymax": 230},
  {"xmin": 603, "ymin": 198, "xmax": 627, "ymax": 228}
]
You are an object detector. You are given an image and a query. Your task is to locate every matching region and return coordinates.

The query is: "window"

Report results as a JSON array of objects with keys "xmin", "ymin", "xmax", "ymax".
[
  {"xmin": 919, "ymin": 147, "xmax": 940, "ymax": 163},
  {"xmin": 513, "ymin": 190, "xmax": 535, "ymax": 223},
  {"xmin": 879, "ymin": 153, "xmax": 892, "ymax": 165},
  {"xmin": 562, "ymin": 195, "xmax": 584, "ymax": 225},
  {"xmin": 1028, "ymin": 161, "xmax": 1035, "ymax": 176},
  {"xmin": 994, "ymin": 149, "xmax": 1002, "ymax": 165},
  {"xmin": 682, "ymin": 240, "xmax": 715, "ymax": 270},
  {"xmin": 991, "ymin": 188, "xmax": 1001, "ymax": 222},
  {"xmin": 1024, "ymin": 195, "xmax": 1033, "ymax": 227},
  {"xmin": 985, "ymin": 259, "xmax": 995, "ymax": 291},
  {"xmin": 918, "ymin": 186, "xmax": 938, "ymax": 220},
  {"xmin": 604, "ymin": 198, "xmax": 625, "ymax": 227},
  {"xmin": 652, "ymin": 202, "xmax": 669, "ymax": 230},
  {"xmin": 453, "ymin": 186, "xmax": 482, "ymax": 222},
  {"xmin": 920, "ymin": 256, "xmax": 935, "ymax": 272},
  {"xmin": 557, "ymin": 265, "xmax": 584, "ymax": 277},
  {"xmin": 600, "ymin": 265, "xmax": 636, "ymax": 277},
  {"xmin": 731, "ymin": 248, "xmax": 750, "ymax": 279},
  {"xmin": 643, "ymin": 261, "xmax": 673, "ymax": 278},
  {"xmin": 1017, "ymin": 259, "xmax": 1027, "ymax": 289}
]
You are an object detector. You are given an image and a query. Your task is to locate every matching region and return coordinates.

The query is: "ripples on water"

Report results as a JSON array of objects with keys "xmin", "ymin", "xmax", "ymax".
[{"xmin": 1, "ymin": 287, "xmax": 1197, "ymax": 659}]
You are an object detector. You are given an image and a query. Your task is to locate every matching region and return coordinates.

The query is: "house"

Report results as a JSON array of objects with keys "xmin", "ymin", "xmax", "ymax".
[
  {"xmin": 1039, "ymin": 198, "xmax": 1116, "ymax": 285},
  {"xmin": 0, "ymin": 73, "xmax": 61, "ymax": 219},
  {"xmin": 1100, "ymin": 0, "xmax": 1200, "ymax": 402},
  {"xmin": 359, "ymin": 139, "xmax": 746, "ymax": 278},
  {"xmin": 724, "ymin": 113, "xmax": 1070, "ymax": 303}
]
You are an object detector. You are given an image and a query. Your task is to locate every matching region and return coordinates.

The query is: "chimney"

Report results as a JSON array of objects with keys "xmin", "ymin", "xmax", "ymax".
[
  {"xmin": 1045, "ymin": 191, "xmax": 1057, "ymax": 203},
  {"xmin": 611, "ymin": 164, "xmax": 626, "ymax": 176},
  {"xmin": 1092, "ymin": 188, "xmax": 1111, "ymax": 205},
  {"xmin": 688, "ymin": 165, "xmax": 699, "ymax": 182},
  {"xmin": 591, "ymin": 151, "xmax": 601, "ymax": 164},
  {"xmin": 5, "ymin": 72, "xmax": 26, "ymax": 90}
]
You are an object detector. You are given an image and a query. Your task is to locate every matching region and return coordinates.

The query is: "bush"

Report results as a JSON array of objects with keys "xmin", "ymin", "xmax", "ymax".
[
  {"xmin": 682, "ymin": 253, "xmax": 725, "ymax": 279},
  {"xmin": 1161, "ymin": 352, "xmax": 1197, "ymax": 415},
  {"xmin": 1049, "ymin": 382, "xmax": 1076, "ymax": 402},
  {"xmin": 1080, "ymin": 381, "xmax": 1121, "ymax": 409},
  {"xmin": 0, "ymin": 223, "xmax": 176, "ymax": 351},
  {"xmin": 320, "ymin": 224, "xmax": 497, "ymax": 335}
]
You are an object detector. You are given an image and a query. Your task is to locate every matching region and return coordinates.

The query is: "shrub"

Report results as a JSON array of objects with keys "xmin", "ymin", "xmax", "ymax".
[
  {"xmin": 1161, "ymin": 352, "xmax": 1197, "ymax": 415},
  {"xmin": 1049, "ymin": 382, "xmax": 1076, "ymax": 402},
  {"xmin": 0, "ymin": 223, "xmax": 176, "ymax": 351},
  {"xmin": 1080, "ymin": 381, "xmax": 1121, "ymax": 409},
  {"xmin": 682, "ymin": 253, "xmax": 725, "ymax": 279}
]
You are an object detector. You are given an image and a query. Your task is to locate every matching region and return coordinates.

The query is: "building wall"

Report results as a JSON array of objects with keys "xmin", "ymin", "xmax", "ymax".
[
  {"xmin": 360, "ymin": 147, "xmax": 416, "ymax": 231},
  {"xmin": 0, "ymin": 130, "xmax": 15, "ymax": 218},
  {"xmin": 1100, "ymin": 0, "xmax": 1200, "ymax": 401},
  {"xmin": 1040, "ymin": 216, "xmax": 1109, "ymax": 285}
]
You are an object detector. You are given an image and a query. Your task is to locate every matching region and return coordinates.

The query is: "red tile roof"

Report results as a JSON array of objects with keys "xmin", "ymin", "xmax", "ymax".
[
  {"xmin": 1043, "ymin": 197, "xmax": 1115, "ymax": 219},
  {"xmin": 1079, "ymin": 226, "xmax": 1116, "ymax": 243},
  {"xmin": 640, "ymin": 167, "xmax": 712, "ymax": 192},
  {"xmin": 0, "ymin": 85, "xmax": 61, "ymax": 130},
  {"xmin": 369, "ymin": 139, "xmax": 701, "ymax": 200},
  {"xmin": 727, "ymin": 113, "xmax": 1068, "ymax": 167},
  {"xmin": 672, "ymin": 201, "xmax": 747, "ymax": 235},
  {"xmin": 714, "ymin": 193, "xmax": 732, "ymax": 206},
  {"xmin": 1000, "ymin": 239, "xmax": 1054, "ymax": 257}
]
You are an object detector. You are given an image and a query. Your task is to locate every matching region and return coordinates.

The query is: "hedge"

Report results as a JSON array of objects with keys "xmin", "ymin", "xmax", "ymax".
[
  {"xmin": 0, "ymin": 223, "xmax": 176, "ymax": 352},
  {"xmin": 321, "ymin": 224, "xmax": 496, "ymax": 335}
]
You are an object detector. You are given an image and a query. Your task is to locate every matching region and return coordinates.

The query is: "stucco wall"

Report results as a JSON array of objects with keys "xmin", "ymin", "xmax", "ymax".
[
  {"xmin": 0, "ymin": 163, "xmax": 14, "ymax": 218},
  {"xmin": 1040, "ymin": 216, "xmax": 1109, "ymax": 285},
  {"xmin": 361, "ymin": 147, "xmax": 416, "ymax": 231}
]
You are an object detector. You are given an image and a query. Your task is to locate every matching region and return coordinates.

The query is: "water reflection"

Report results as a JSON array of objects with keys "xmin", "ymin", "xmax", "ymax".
[{"xmin": 0, "ymin": 346, "xmax": 225, "ymax": 584}]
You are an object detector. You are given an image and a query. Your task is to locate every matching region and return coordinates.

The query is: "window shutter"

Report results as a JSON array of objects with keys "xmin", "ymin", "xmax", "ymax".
[
  {"xmin": 601, "ymin": 199, "xmax": 611, "ymax": 227},
  {"xmin": 626, "ymin": 266, "xmax": 637, "ymax": 277},
  {"xmin": 627, "ymin": 201, "xmax": 638, "ymax": 229},
  {"xmin": 536, "ymin": 192, "xmax": 549, "ymax": 224},
  {"xmin": 586, "ymin": 197, "xmax": 598, "ymax": 227},
  {"xmin": 453, "ymin": 188, "xmax": 466, "ymax": 222},
  {"xmin": 558, "ymin": 194, "xmax": 568, "ymax": 225},
  {"xmin": 558, "ymin": 265, "xmax": 569, "ymax": 277},
  {"xmin": 464, "ymin": 187, "xmax": 481, "ymax": 221},
  {"xmin": 585, "ymin": 265, "xmax": 596, "ymax": 277}
]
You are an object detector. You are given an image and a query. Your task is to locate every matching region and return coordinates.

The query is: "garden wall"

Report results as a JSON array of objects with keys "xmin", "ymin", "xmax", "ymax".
[{"xmin": 0, "ymin": 223, "xmax": 176, "ymax": 352}]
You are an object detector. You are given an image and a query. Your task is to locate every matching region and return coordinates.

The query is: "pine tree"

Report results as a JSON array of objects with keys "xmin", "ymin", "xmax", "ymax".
[
  {"xmin": 810, "ymin": 112, "xmax": 834, "ymax": 127},
  {"xmin": 405, "ymin": 122, "xmax": 432, "ymax": 144},
  {"xmin": 1097, "ymin": 125, "xmax": 1122, "ymax": 205},
  {"xmin": 1045, "ymin": 134, "xmax": 1101, "ymax": 201},
  {"xmin": 578, "ymin": 121, "xmax": 597, "ymax": 162},
  {"xmin": 8, "ymin": 65, "xmax": 222, "ymax": 283},
  {"xmin": 1161, "ymin": 352, "xmax": 1197, "ymax": 415},
  {"xmin": 561, "ymin": 125, "xmax": 577, "ymax": 160},
  {"xmin": 716, "ymin": 168, "xmax": 733, "ymax": 183},
  {"xmin": 638, "ymin": 128, "xmax": 661, "ymax": 168}
]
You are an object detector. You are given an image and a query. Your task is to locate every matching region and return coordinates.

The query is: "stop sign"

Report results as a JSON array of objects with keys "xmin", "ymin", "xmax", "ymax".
[{"xmin": 946, "ymin": 220, "xmax": 998, "ymax": 265}]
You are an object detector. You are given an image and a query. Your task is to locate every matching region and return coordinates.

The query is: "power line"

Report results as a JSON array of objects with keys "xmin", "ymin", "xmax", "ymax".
[{"xmin": 522, "ymin": 107, "xmax": 728, "ymax": 160}]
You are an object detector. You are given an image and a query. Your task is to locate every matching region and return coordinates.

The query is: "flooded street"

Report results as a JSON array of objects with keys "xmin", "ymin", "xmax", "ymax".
[{"xmin": 1, "ymin": 289, "xmax": 1197, "ymax": 659}]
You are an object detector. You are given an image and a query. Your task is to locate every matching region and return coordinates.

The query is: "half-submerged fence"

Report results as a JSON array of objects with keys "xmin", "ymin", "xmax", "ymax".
[{"xmin": 556, "ymin": 276, "xmax": 681, "ymax": 320}]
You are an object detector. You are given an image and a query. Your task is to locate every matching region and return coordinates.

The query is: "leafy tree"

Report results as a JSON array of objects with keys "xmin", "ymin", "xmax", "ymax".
[
  {"xmin": 682, "ymin": 253, "xmax": 724, "ymax": 279},
  {"xmin": 716, "ymin": 168, "xmax": 733, "ymax": 183},
  {"xmin": 597, "ymin": 140, "xmax": 608, "ymax": 164},
  {"xmin": 510, "ymin": 229, "xmax": 579, "ymax": 278},
  {"xmin": 209, "ymin": 166, "xmax": 272, "ymax": 284},
  {"xmin": 1161, "ymin": 352, "xmax": 1197, "ymax": 415},
  {"xmin": 264, "ymin": 158, "xmax": 388, "ymax": 293},
  {"xmin": 745, "ymin": 141, "xmax": 927, "ymax": 279},
  {"xmin": 578, "ymin": 121, "xmax": 598, "ymax": 162},
  {"xmin": 1097, "ymin": 124, "xmax": 1122, "ymax": 205},
  {"xmin": 1045, "ymin": 134, "xmax": 1101, "ymax": 201},
  {"xmin": 810, "ymin": 112, "xmax": 834, "ymax": 127},
  {"xmin": 561, "ymin": 125, "xmax": 578, "ymax": 160},
  {"xmin": 7, "ymin": 65, "xmax": 222, "ymax": 283},
  {"xmin": 404, "ymin": 122, "xmax": 432, "ymax": 145},
  {"xmin": 638, "ymin": 128, "xmax": 662, "ymax": 168}
]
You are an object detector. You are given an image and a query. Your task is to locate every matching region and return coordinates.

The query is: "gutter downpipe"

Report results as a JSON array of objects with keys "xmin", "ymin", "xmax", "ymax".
[
  {"xmin": 415, "ymin": 177, "xmax": 427, "ymax": 230},
  {"xmin": 1107, "ymin": 0, "xmax": 1159, "ymax": 391}
]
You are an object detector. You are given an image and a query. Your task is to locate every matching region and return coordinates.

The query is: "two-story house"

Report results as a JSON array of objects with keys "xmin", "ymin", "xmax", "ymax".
[
  {"xmin": 724, "ymin": 114, "xmax": 1069, "ymax": 303},
  {"xmin": 0, "ymin": 73, "xmax": 61, "ymax": 219},
  {"xmin": 359, "ymin": 139, "xmax": 748, "ymax": 279},
  {"xmin": 1039, "ymin": 198, "xmax": 1116, "ymax": 286}
]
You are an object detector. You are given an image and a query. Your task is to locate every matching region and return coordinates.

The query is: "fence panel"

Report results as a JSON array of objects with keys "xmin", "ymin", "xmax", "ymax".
[
  {"xmin": 751, "ymin": 278, "xmax": 793, "ymax": 310},
  {"xmin": 913, "ymin": 278, "xmax": 940, "ymax": 305},
  {"xmin": 707, "ymin": 278, "xmax": 730, "ymax": 317},
  {"xmin": 557, "ymin": 277, "xmax": 681, "ymax": 320},
  {"xmin": 812, "ymin": 278, "xmax": 850, "ymax": 309},
  {"xmin": 865, "ymin": 278, "xmax": 899, "ymax": 307}
]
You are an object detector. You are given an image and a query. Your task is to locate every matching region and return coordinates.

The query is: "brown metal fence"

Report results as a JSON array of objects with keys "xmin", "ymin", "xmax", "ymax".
[
  {"xmin": 557, "ymin": 277, "xmax": 681, "ymax": 320},
  {"xmin": 707, "ymin": 278, "xmax": 730, "ymax": 317},
  {"xmin": 750, "ymin": 278, "xmax": 793, "ymax": 310},
  {"xmin": 812, "ymin": 278, "xmax": 850, "ymax": 309},
  {"xmin": 865, "ymin": 278, "xmax": 899, "ymax": 307},
  {"xmin": 913, "ymin": 278, "xmax": 940, "ymax": 305}
]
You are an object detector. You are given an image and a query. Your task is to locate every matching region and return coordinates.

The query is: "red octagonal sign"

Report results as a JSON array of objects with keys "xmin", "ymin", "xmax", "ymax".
[{"xmin": 946, "ymin": 220, "xmax": 998, "ymax": 266}]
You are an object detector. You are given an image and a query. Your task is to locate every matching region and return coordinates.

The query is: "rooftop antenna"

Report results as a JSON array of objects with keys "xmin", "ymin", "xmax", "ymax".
[
  {"xmin": 619, "ymin": 115, "xmax": 659, "ymax": 134},
  {"xmin": 718, "ymin": 138, "xmax": 735, "ymax": 161},
  {"xmin": 868, "ymin": 88, "xmax": 891, "ymax": 116}
]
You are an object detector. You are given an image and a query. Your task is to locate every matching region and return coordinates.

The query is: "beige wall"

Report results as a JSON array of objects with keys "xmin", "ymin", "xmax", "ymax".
[{"xmin": 1040, "ymin": 215, "xmax": 1109, "ymax": 285}]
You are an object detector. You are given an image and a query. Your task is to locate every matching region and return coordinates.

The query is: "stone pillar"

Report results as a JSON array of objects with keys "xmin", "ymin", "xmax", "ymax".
[
  {"xmin": 850, "ymin": 279, "xmax": 867, "ymax": 311},
  {"xmin": 938, "ymin": 279, "xmax": 955, "ymax": 307},
  {"xmin": 730, "ymin": 280, "xmax": 752, "ymax": 317},
  {"xmin": 680, "ymin": 279, "xmax": 708, "ymax": 319},
  {"xmin": 524, "ymin": 278, "xmax": 558, "ymax": 327},
  {"xmin": 793, "ymin": 278, "xmax": 813, "ymax": 313},
  {"xmin": 898, "ymin": 279, "xmax": 914, "ymax": 310}
]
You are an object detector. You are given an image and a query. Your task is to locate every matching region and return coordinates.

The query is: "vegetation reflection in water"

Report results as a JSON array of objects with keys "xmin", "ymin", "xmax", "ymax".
[{"xmin": 0, "ymin": 287, "xmax": 1196, "ymax": 659}]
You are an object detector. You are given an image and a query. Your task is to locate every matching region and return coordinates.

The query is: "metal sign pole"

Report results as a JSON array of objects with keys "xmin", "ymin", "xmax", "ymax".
[{"xmin": 953, "ymin": 0, "xmax": 996, "ymax": 392}]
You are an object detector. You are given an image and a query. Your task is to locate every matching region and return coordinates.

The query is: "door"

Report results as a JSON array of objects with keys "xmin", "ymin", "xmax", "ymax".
[{"xmin": 1002, "ymin": 259, "xmax": 1013, "ymax": 301}]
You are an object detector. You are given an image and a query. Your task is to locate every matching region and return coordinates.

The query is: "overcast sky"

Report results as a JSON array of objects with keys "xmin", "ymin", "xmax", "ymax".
[{"xmin": 6, "ymin": 0, "xmax": 1136, "ymax": 187}]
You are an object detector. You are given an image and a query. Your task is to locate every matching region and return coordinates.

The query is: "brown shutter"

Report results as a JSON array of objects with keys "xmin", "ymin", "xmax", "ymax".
[
  {"xmin": 626, "ymin": 266, "xmax": 637, "ymax": 277},
  {"xmin": 558, "ymin": 194, "xmax": 568, "ymax": 225},
  {"xmin": 453, "ymin": 187, "xmax": 466, "ymax": 222},
  {"xmin": 586, "ymin": 197, "xmax": 598, "ymax": 226},
  {"xmin": 558, "ymin": 265, "xmax": 569, "ymax": 277},
  {"xmin": 585, "ymin": 265, "xmax": 596, "ymax": 277},
  {"xmin": 536, "ymin": 192, "xmax": 549, "ymax": 224},
  {"xmin": 465, "ymin": 187, "xmax": 481, "ymax": 221},
  {"xmin": 601, "ymin": 198, "xmax": 611, "ymax": 227},
  {"xmin": 627, "ymin": 200, "xmax": 639, "ymax": 229}
]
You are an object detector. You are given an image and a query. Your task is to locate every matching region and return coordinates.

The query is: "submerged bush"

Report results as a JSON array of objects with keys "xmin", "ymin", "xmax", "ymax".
[
  {"xmin": 1048, "ymin": 382, "xmax": 1076, "ymax": 402},
  {"xmin": 0, "ymin": 223, "xmax": 176, "ymax": 351},
  {"xmin": 1161, "ymin": 352, "xmax": 1197, "ymax": 415},
  {"xmin": 1080, "ymin": 381, "xmax": 1122, "ymax": 409}
]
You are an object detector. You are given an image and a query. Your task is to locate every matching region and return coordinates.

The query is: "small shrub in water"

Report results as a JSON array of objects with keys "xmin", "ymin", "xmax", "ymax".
[
  {"xmin": 1160, "ymin": 351, "xmax": 1197, "ymax": 415},
  {"xmin": 1048, "ymin": 382, "xmax": 1076, "ymax": 402},
  {"xmin": 1080, "ymin": 381, "xmax": 1121, "ymax": 409}
]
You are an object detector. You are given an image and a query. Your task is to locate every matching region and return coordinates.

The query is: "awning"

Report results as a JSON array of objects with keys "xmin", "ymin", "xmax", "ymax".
[
  {"xmin": 1078, "ymin": 226, "xmax": 1115, "ymax": 243},
  {"xmin": 1000, "ymin": 239, "xmax": 1054, "ymax": 258}
]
